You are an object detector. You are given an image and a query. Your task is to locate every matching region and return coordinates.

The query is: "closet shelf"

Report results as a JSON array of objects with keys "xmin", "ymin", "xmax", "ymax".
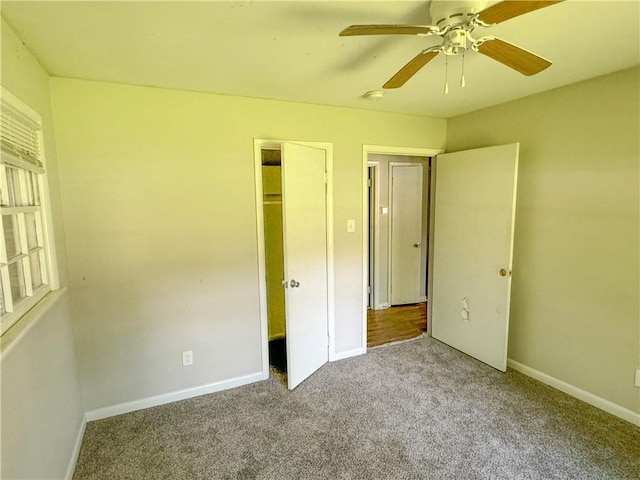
[{"xmin": 263, "ymin": 193, "xmax": 282, "ymax": 205}]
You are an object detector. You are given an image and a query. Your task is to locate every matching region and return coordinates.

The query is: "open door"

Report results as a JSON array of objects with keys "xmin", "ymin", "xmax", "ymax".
[
  {"xmin": 431, "ymin": 144, "xmax": 519, "ymax": 371},
  {"xmin": 281, "ymin": 143, "xmax": 329, "ymax": 389}
]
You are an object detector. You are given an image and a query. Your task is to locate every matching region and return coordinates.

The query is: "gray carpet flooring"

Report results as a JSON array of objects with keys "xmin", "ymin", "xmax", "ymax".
[{"xmin": 73, "ymin": 336, "xmax": 640, "ymax": 479}]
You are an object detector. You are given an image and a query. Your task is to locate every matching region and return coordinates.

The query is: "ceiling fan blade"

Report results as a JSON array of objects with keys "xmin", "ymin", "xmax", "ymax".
[
  {"xmin": 383, "ymin": 50, "xmax": 440, "ymax": 89},
  {"xmin": 340, "ymin": 24, "xmax": 438, "ymax": 37},
  {"xmin": 477, "ymin": 38, "xmax": 551, "ymax": 76},
  {"xmin": 477, "ymin": 1, "xmax": 564, "ymax": 25}
]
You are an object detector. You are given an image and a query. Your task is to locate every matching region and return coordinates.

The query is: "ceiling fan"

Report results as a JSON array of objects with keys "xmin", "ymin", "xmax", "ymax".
[{"xmin": 340, "ymin": 0, "xmax": 565, "ymax": 89}]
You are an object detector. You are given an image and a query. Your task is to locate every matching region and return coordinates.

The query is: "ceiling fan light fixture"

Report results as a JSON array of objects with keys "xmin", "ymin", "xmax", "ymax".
[{"xmin": 339, "ymin": 1, "xmax": 565, "ymax": 88}]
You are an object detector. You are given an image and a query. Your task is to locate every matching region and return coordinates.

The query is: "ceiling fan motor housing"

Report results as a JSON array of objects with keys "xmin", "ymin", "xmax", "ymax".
[
  {"xmin": 429, "ymin": 0, "xmax": 488, "ymax": 28},
  {"xmin": 443, "ymin": 29, "xmax": 469, "ymax": 55}
]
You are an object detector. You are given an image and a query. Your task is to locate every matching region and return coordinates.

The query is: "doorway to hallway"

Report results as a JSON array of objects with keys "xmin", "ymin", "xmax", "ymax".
[{"xmin": 363, "ymin": 145, "xmax": 441, "ymax": 348}]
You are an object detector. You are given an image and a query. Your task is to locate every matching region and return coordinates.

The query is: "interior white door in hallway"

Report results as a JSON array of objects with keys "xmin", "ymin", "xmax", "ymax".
[
  {"xmin": 281, "ymin": 143, "xmax": 329, "ymax": 389},
  {"xmin": 390, "ymin": 164, "xmax": 423, "ymax": 305},
  {"xmin": 430, "ymin": 144, "xmax": 519, "ymax": 372}
]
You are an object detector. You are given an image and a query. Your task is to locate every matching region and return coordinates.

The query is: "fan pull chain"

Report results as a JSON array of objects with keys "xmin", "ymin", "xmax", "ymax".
[
  {"xmin": 461, "ymin": 51, "xmax": 466, "ymax": 88},
  {"xmin": 444, "ymin": 56, "xmax": 449, "ymax": 95}
]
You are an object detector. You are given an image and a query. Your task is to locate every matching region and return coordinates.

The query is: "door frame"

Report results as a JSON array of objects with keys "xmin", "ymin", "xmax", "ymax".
[
  {"xmin": 367, "ymin": 161, "xmax": 380, "ymax": 309},
  {"xmin": 254, "ymin": 139, "xmax": 335, "ymax": 380},
  {"xmin": 362, "ymin": 145, "xmax": 443, "ymax": 346}
]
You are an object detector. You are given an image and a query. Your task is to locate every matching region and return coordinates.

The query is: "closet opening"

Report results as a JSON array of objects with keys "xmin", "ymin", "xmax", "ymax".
[
  {"xmin": 256, "ymin": 139, "xmax": 335, "ymax": 389},
  {"xmin": 261, "ymin": 147, "xmax": 287, "ymax": 379}
]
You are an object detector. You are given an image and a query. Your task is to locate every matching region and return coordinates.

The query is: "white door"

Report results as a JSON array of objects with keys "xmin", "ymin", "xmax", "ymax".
[
  {"xmin": 281, "ymin": 143, "xmax": 329, "ymax": 389},
  {"xmin": 390, "ymin": 164, "xmax": 423, "ymax": 305},
  {"xmin": 431, "ymin": 144, "xmax": 519, "ymax": 372}
]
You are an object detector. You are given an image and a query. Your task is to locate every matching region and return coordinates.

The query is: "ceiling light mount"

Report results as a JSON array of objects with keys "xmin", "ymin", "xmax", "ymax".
[
  {"xmin": 430, "ymin": 0, "xmax": 488, "ymax": 30},
  {"xmin": 364, "ymin": 90, "xmax": 384, "ymax": 101}
]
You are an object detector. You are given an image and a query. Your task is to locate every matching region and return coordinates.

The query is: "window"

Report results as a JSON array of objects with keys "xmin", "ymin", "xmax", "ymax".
[{"xmin": 0, "ymin": 87, "xmax": 57, "ymax": 335}]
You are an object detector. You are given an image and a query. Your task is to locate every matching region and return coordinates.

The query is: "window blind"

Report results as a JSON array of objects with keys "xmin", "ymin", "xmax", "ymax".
[{"xmin": 0, "ymin": 102, "xmax": 44, "ymax": 173}]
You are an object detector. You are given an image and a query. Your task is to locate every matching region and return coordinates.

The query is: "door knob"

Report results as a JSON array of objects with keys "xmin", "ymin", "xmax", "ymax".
[
  {"xmin": 499, "ymin": 269, "xmax": 507, "ymax": 277},
  {"xmin": 282, "ymin": 280, "xmax": 288, "ymax": 288},
  {"xmin": 290, "ymin": 279, "xmax": 300, "ymax": 288},
  {"xmin": 413, "ymin": 243, "xmax": 421, "ymax": 248}
]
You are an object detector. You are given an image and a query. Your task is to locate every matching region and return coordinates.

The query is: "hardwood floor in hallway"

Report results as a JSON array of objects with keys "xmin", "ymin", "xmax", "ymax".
[{"xmin": 367, "ymin": 302, "xmax": 427, "ymax": 347}]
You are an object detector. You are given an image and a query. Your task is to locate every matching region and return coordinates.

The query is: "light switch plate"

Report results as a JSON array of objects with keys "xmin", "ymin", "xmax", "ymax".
[
  {"xmin": 635, "ymin": 369, "xmax": 640, "ymax": 387},
  {"xmin": 347, "ymin": 219, "xmax": 355, "ymax": 233},
  {"xmin": 381, "ymin": 207, "xmax": 388, "ymax": 215}
]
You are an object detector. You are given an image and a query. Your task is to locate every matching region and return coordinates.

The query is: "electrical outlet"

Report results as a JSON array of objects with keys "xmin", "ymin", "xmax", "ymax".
[
  {"xmin": 182, "ymin": 350, "xmax": 193, "ymax": 367},
  {"xmin": 635, "ymin": 369, "xmax": 640, "ymax": 388}
]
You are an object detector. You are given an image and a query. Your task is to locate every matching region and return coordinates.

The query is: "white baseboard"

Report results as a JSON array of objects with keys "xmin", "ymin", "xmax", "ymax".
[
  {"xmin": 372, "ymin": 303, "xmax": 390, "ymax": 310},
  {"xmin": 65, "ymin": 413, "xmax": 87, "ymax": 479},
  {"xmin": 332, "ymin": 347, "xmax": 366, "ymax": 361},
  {"xmin": 507, "ymin": 359, "xmax": 640, "ymax": 426},
  {"xmin": 86, "ymin": 372, "xmax": 265, "ymax": 421}
]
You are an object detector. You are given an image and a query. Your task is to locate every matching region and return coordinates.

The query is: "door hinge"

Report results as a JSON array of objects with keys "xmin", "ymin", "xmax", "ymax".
[
  {"xmin": 324, "ymin": 172, "xmax": 328, "ymax": 184},
  {"xmin": 367, "ymin": 179, "xmax": 372, "ymax": 187},
  {"xmin": 367, "ymin": 285, "xmax": 371, "ymax": 294}
]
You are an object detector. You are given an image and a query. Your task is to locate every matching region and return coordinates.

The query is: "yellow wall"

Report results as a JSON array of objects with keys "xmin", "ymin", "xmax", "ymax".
[
  {"xmin": 50, "ymin": 77, "xmax": 446, "ymax": 411},
  {"xmin": 1, "ymin": 18, "xmax": 84, "ymax": 479},
  {"xmin": 447, "ymin": 67, "xmax": 640, "ymax": 414}
]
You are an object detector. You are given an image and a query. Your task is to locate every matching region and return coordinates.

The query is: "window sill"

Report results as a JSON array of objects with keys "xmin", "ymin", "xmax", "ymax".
[{"xmin": 1, "ymin": 287, "xmax": 68, "ymax": 358}]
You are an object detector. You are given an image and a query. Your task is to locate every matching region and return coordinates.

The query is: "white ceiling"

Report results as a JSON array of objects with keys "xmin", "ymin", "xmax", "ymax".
[{"xmin": 2, "ymin": 1, "xmax": 639, "ymax": 118}]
